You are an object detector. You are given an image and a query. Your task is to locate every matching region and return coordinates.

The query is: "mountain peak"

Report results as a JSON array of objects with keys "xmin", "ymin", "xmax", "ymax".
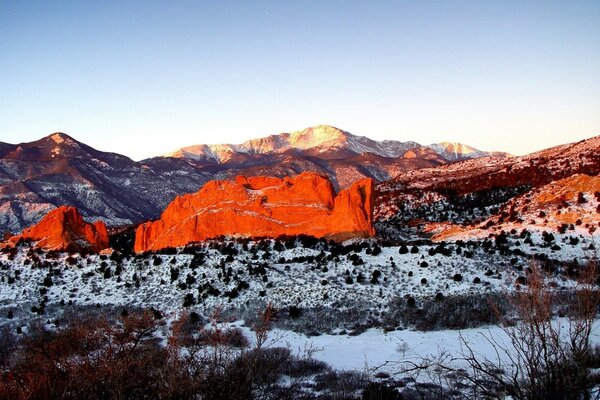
[
  {"xmin": 288, "ymin": 125, "xmax": 350, "ymax": 149},
  {"xmin": 426, "ymin": 142, "xmax": 511, "ymax": 161},
  {"xmin": 45, "ymin": 132, "xmax": 79, "ymax": 146},
  {"xmin": 163, "ymin": 125, "xmax": 507, "ymax": 164}
]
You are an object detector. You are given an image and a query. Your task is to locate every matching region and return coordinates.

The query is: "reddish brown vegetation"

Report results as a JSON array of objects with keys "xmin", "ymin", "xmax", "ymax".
[{"xmin": 0, "ymin": 307, "xmax": 329, "ymax": 400}]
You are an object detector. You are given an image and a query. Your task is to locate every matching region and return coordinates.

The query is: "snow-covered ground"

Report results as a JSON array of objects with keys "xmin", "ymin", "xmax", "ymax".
[
  {"xmin": 1, "ymin": 234, "xmax": 594, "ymax": 319},
  {"xmin": 253, "ymin": 319, "xmax": 600, "ymax": 373}
]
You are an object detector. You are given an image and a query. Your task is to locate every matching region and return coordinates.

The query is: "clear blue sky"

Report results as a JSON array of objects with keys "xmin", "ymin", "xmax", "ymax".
[{"xmin": 1, "ymin": 0, "xmax": 599, "ymax": 160}]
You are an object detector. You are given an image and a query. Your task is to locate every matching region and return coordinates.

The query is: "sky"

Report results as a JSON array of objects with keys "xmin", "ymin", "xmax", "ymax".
[{"xmin": 1, "ymin": 0, "xmax": 599, "ymax": 160}]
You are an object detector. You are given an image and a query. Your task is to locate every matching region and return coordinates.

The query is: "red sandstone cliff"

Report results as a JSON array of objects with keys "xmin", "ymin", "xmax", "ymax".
[
  {"xmin": 135, "ymin": 172, "xmax": 374, "ymax": 252},
  {"xmin": 8, "ymin": 206, "xmax": 109, "ymax": 252}
]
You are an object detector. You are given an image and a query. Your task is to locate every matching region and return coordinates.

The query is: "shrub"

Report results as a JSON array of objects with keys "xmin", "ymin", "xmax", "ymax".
[
  {"xmin": 43, "ymin": 275, "xmax": 53, "ymax": 287},
  {"xmin": 183, "ymin": 293, "xmax": 195, "ymax": 307},
  {"xmin": 362, "ymin": 382, "xmax": 402, "ymax": 400},
  {"xmin": 288, "ymin": 306, "xmax": 302, "ymax": 319}
]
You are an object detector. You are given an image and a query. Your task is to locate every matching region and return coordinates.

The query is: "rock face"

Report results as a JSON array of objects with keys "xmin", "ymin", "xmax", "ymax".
[
  {"xmin": 8, "ymin": 206, "xmax": 109, "ymax": 252},
  {"xmin": 135, "ymin": 172, "xmax": 375, "ymax": 252}
]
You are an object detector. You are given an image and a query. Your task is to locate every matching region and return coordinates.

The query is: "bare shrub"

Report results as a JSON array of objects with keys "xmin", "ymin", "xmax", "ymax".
[
  {"xmin": 0, "ymin": 326, "xmax": 17, "ymax": 369},
  {"xmin": 315, "ymin": 370, "xmax": 369, "ymax": 399},
  {"xmin": 392, "ymin": 262, "xmax": 600, "ymax": 400}
]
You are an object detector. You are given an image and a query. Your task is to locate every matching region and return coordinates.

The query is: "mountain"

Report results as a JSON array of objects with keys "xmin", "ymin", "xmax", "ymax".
[
  {"xmin": 426, "ymin": 142, "xmax": 511, "ymax": 161},
  {"xmin": 0, "ymin": 126, "xmax": 520, "ymax": 235},
  {"xmin": 163, "ymin": 125, "xmax": 422, "ymax": 162},
  {"xmin": 164, "ymin": 125, "xmax": 508, "ymax": 162},
  {"xmin": 0, "ymin": 133, "xmax": 210, "ymax": 235},
  {"xmin": 155, "ymin": 124, "xmax": 509, "ymax": 188}
]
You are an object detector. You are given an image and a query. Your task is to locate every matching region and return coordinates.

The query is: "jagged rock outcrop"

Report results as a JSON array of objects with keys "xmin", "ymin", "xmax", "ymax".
[
  {"xmin": 134, "ymin": 172, "xmax": 375, "ymax": 252},
  {"xmin": 8, "ymin": 205, "xmax": 109, "ymax": 252}
]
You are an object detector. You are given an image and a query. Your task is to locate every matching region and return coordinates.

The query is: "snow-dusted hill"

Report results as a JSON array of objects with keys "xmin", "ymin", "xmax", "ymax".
[
  {"xmin": 424, "ymin": 174, "xmax": 600, "ymax": 242},
  {"xmin": 376, "ymin": 135, "xmax": 600, "ymax": 239}
]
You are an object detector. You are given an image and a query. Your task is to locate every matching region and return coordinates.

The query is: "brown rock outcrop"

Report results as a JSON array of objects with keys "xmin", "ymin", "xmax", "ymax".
[
  {"xmin": 8, "ymin": 206, "xmax": 109, "ymax": 252},
  {"xmin": 135, "ymin": 172, "xmax": 374, "ymax": 252}
]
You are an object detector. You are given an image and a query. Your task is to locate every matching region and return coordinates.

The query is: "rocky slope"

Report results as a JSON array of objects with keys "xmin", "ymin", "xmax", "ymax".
[
  {"xmin": 425, "ymin": 174, "xmax": 600, "ymax": 242},
  {"xmin": 0, "ymin": 133, "xmax": 210, "ymax": 235},
  {"xmin": 6, "ymin": 205, "xmax": 108, "ymax": 252},
  {"xmin": 135, "ymin": 172, "xmax": 374, "ymax": 252},
  {"xmin": 375, "ymin": 135, "xmax": 600, "ymax": 238}
]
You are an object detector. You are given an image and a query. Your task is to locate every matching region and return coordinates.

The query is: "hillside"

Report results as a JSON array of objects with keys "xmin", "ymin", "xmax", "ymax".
[
  {"xmin": 375, "ymin": 135, "xmax": 600, "ymax": 238},
  {"xmin": 0, "ymin": 133, "xmax": 210, "ymax": 234}
]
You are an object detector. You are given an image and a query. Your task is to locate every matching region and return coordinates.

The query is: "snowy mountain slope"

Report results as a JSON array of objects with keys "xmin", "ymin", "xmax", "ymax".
[
  {"xmin": 426, "ymin": 174, "xmax": 600, "ymax": 242},
  {"xmin": 375, "ymin": 135, "xmax": 600, "ymax": 238},
  {"xmin": 0, "ymin": 133, "xmax": 211, "ymax": 235},
  {"xmin": 384, "ymin": 135, "xmax": 600, "ymax": 194},
  {"xmin": 426, "ymin": 142, "xmax": 511, "ymax": 161},
  {"xmin": 164, "ymin": 125, "xmax": 501, "ymax": 162}
]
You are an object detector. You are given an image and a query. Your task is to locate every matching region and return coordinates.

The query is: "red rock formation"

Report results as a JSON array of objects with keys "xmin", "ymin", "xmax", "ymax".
[
  {"xmin": 135, "ymin": 172, "xmax": 374, "ymax": 252},
  {"xmin": 8, "ymin": 206, "xmax": 109, "ymax": 252}
]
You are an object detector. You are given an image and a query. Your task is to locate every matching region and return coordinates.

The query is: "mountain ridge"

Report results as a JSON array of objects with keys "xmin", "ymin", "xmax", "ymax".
[{"xmin": 162, "ymin": 124, "xmax": 508, "ymax": 163}]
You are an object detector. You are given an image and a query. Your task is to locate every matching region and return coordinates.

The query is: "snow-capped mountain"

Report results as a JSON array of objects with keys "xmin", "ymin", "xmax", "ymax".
[
  {"xmin": 426, "ymin": 142, "xmax": 511, "ymax": 161},
  {"xmin": 164, "ymin": 125, "xmax": 422, "ymax": 162},
  {"xmin": 155, "ymin": 124, "xmax": 510, "ymax": 190},
  {"xmin": 2, "ymin": 126, "xmax": 591, "ymax": 236},
  {"xmin": 164, "ymin": 125, "xmax": 502, "ymax": 162},
  {"xmin": 149, "ymin": 125, "xmax": 453, "ymax": 189}
]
